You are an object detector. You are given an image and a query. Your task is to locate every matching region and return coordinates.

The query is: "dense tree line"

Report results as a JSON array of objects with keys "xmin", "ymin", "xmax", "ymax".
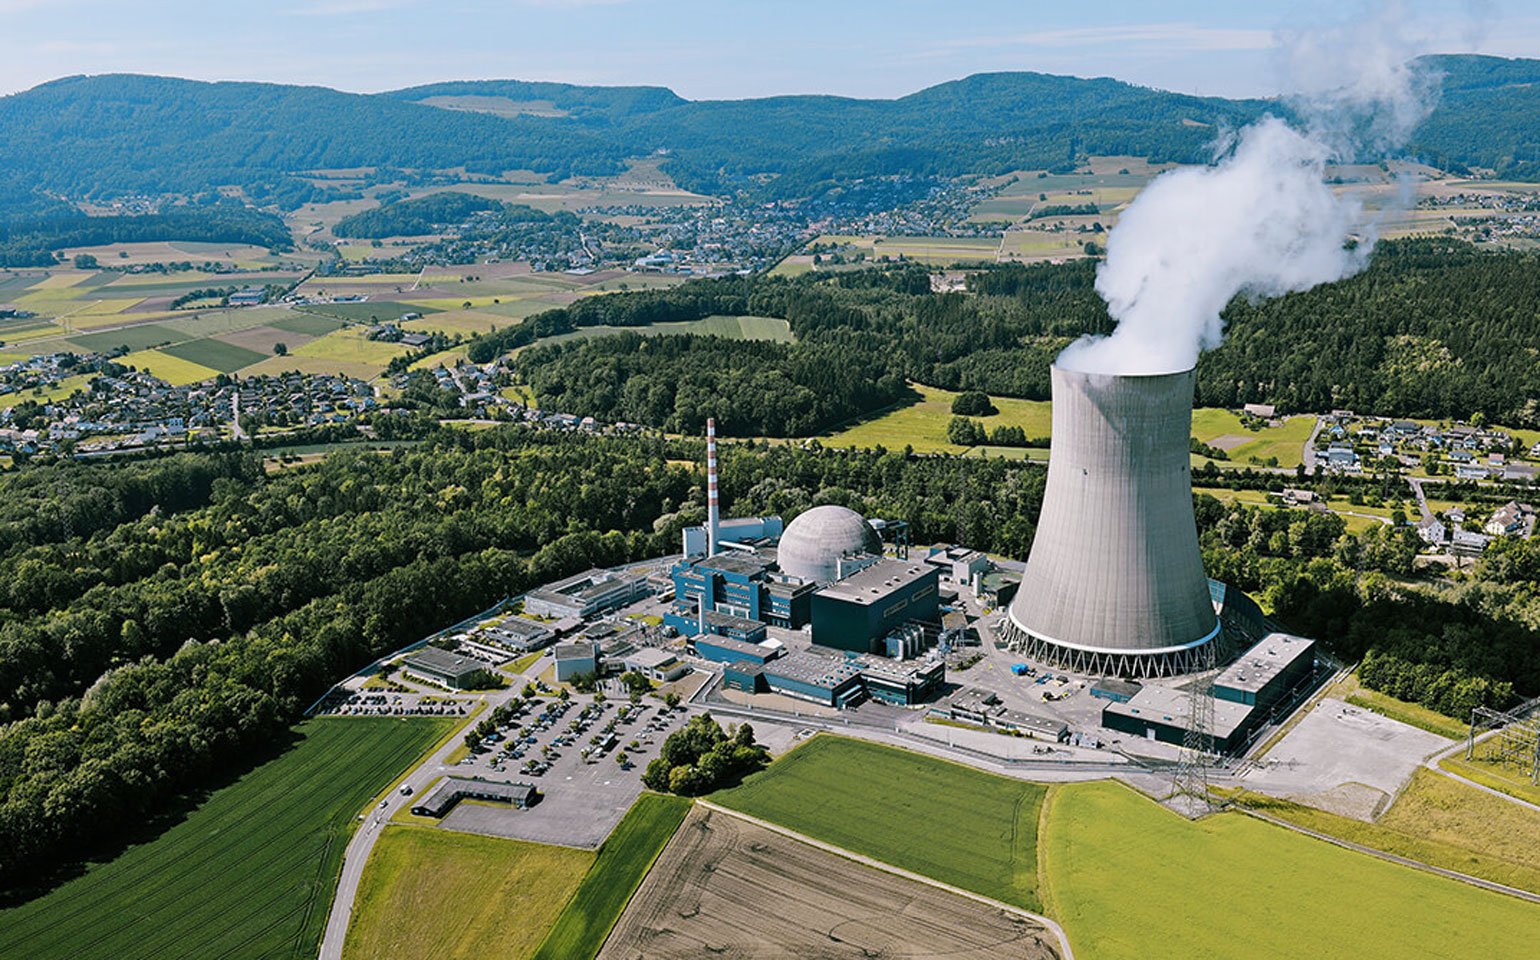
[
  {"xmin": 640, "ymin": 713, "xmax": 768, "ymax": 795},
  {"xmin": 332, "ymin": 191, "xmax": 513, "ymax": 238}
]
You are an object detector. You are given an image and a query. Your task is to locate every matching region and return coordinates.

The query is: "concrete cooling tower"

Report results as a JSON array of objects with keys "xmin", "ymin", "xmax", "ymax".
[{"xmin": 1005, "ymin": 365, "xmax": 1219, "ymax": 678}]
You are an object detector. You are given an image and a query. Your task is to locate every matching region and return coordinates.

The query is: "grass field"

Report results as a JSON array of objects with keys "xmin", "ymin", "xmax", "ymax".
[
  {"xmin": 271, "ymin": 313, "xmax": 347, "ymax": 337},
  {"xmin": 1041, "ymin": 780, "xmax": 1540, "ymax": 960},
  {"xmin": 0, "ymin": 717, "xmax": 454, "ymax": 960},
  {"xmin": 344, "ymin": 826, "xmax": 591, "ymax": 960},
  {"xmin": 120, "ymin": 348, "xmax": 221, "ymax": 385},
  {"xmin": 301, "ymin": 300, "xmax": 443, "ymax": 323},
  {"xmin": 1191, "ymin": 408, "xmax": 1316, "ymax": 468},
  {"xmin": 821, "ymin": 383, "xmax": 1051, "ymax": 454},
  {"xmin": 162, "ymin": 337, "xmax": 269, "ymax": 372},
  {"xmin": 519, "ymin": 315, "xmax": 794, "ymax": 354},
  {"xmin": 0, "ymin": 373, "xmax": 94, "ymax": 408},
  {"xmin": 1441, "ymin": 755, "xmax": 1540, "ymax": 806},
  {"xmin": 66, "ymin": 323, "xmax": 180, "ymax": 353},
  {"xmin": 711, "ymin": 735, "xmax": 1046, "ymax": 911},
  {"xmin": 1234, "ymin": 769, "xmax": 1540, "ymax": 896},
  {"xmin": 531, "ymin": 793, "xmax": 692, "ymax": 960}
]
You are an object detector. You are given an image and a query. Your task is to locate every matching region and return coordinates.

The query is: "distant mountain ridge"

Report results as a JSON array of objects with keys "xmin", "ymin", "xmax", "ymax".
[{"xmin": 0, "ymin": 55, "xmax": 1536, "ymax": 218}]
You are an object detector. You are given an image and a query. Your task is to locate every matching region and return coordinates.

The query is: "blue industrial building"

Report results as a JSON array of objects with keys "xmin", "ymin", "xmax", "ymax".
[
  {"xmin": 810, "ymin": 559, "xmax": 941, "ymax": 655},
  {"xmin": 693, "ymin": 633, "xmax": 777, "ymax": 665},
  {"xmin": 665, "ymin": 550, "xmax": 816, "ymax": 636}
]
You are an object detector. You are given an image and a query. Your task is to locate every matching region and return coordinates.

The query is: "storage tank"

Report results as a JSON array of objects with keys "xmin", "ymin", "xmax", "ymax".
[{"xmin": 1005, "ymin": 364, "xmax": 1219, "ymax": 677}]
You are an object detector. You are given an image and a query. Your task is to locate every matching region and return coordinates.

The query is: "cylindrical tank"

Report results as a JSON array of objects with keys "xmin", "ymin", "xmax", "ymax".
[{"xmin": 1005, "ymin": 364, "xmax": 1218, "ymax": 678}]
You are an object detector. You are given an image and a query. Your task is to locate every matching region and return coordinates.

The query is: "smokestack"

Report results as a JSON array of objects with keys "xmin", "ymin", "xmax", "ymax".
[
  {"xmin": 706, "ymin": 417, "xmax": 720, "ymax": 557},
  {"xmin": 1005, "ymin": 365, "xmax": 1218, "ymax": 678}
]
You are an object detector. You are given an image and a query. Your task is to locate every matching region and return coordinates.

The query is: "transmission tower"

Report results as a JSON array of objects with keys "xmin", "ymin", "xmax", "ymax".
[{"xmin": 1171, "ymin": 642, "xmax": 1219, "ymax": 814}]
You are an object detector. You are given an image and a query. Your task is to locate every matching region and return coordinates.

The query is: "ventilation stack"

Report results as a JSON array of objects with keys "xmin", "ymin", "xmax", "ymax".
[
  {"xmin": 706, "ymin": 417, "xmax": 720, "ymax": 558},
  {"xmin": 1004, "ymin": 365, "xmax": 1219, "ymax": 678}
]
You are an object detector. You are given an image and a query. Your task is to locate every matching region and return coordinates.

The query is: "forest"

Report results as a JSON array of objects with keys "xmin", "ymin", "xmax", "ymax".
[
  {"xmin": 0, "ymin": 204, "xmax": 293, "ymax": 267},
  {"xmin": 481, "ymin": 238, "xmax": 1540, "ymax": 433},
  {"xmin": 331, "ymin": 191, "xmax": 517, "ymax": 238}
]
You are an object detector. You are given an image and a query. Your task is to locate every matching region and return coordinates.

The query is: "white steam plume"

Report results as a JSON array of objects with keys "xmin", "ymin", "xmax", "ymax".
[{"xmin": 1057, "ymin": 4, "xmax": 1442, "ymax": 376}]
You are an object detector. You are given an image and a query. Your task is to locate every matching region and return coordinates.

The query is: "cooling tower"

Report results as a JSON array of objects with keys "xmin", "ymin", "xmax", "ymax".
[{"xmin": 1005, "ymin": 365, "xmax": 1219, "ymax": 678}]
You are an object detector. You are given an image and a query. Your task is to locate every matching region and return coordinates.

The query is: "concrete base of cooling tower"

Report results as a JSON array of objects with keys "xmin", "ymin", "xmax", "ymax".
[{"xmin": 1000, "ymin": 616, "xmax": 1219, "ymax": 679}]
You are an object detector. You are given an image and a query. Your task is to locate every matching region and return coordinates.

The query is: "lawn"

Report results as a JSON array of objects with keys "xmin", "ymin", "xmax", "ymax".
[
  {"xmin": 822, "ymin": 383, "xmax": 1051, "ymax": 455},
  {"xmin": 1233, "ymin": 769, "xmax": 1540, "ymax": 895},
  {"xmin": 1190, "ymin": 408, "xmax": 1316, "ymax": 468},
  {"xmin": 0, "ymin": 373, "xmax": 94, "ymax": 409},
  {"xmin": 344, "ymin": 826, "xmax": 591, "ymax": 960},
  {"xmin": 1041, "ymin": 780, "xmax": 1540, "ymax": 960},
  {"xmin": 531, "ymin": 793, "xmax": 692, "ymax": 960},
  {"xmin": 711, "ymin": 735, "xmax": 1047, "ymax": 911},
  {"xmin": 119, "ymin": 348, "xmax": 221, "ymax": 385},
  {"xmin": 162, "ymin": 337, "xmax": 270, "ymax": 373},
  {"xmin": 0, "ymin": 717, "xmax": 454, "ymax": 960}
]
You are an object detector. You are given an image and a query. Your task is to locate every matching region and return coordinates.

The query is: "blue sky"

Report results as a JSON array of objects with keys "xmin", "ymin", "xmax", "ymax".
[{"xmin": 1, "ymin": 0, "xmax": 1535, "ymax": 99}]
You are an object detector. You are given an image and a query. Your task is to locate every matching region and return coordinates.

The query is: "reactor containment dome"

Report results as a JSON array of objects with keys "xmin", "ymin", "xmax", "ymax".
[
  {"xmin": 777, "ymin": 504, "xmax": 882, "ymax": 584},
  {"xmin": 1004, "ymin": 364, "xmax": 1219, "ymax": 678}
]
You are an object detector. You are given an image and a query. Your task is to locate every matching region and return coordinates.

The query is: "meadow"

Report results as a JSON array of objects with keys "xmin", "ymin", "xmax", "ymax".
[
  {"xmin": 820, "ymin": 383, "xmax": 1049, "ymax": 454},
  {"xmin": 0, "ymin": 717, "xmax": 453, "ymax": 960},
  {"xmin": 1190, "ymin": 408, "xmax": 1316, "ymax": 468},
  {"xmin": 1041, "ymin": 780, "xmax": 1540, "ymax": 960},
  {"xmin": 531, "ymin": 793, "xmax": 692, "ymax": 960},
  {"xmin": 711, "ymin": 735, "xmax": 1047, "ymax": 911},
  {"xmin": 515, "ymin": 314, "xmax": 793, "ymax": 355},
  {"xmin": 344, "ymin": 826, "xmax": 591, "ymax": 960}
]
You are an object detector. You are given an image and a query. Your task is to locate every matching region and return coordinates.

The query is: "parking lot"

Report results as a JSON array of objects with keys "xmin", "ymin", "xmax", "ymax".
[{"xmin": 437, "ymin": 694, "xmax": 690, "ymax": 848}]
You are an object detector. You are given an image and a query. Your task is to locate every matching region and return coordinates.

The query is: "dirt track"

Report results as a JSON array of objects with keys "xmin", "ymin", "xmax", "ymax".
[{"xmin": 599, "ymin": 806, "xmax": 1059, "ymax": 960}]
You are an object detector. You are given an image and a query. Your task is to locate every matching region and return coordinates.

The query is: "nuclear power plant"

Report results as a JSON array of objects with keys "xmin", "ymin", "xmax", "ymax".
[{"xmin": 1004, "ymin": 365, "xmax": 1223, "ymax": 678}]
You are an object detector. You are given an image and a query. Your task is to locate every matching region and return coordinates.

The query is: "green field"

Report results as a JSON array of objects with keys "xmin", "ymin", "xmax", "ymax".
[
  {"xmin": 344, "ymin": 825, "xmax": 591, "ymax": 960},
  {"xmin": 67, "ymin": 323, "xmax": 180, "ymax": 353},
  {"xmin": 0, "ymin": 717, "xmax": 454, "ymax": 960},
  {"xmin": 1234, "ymin": 769, "xmax": 1540, "ymax": 896},
  {"xmin": 1042, "ymin": 780, "xmax": 1539, "ymax": 960},
  {"xmin": 162, "ymin": 337, "xmax": 270, "ymax": 372},
  {"xmin": 711, "ymin": 735, "xmax": 1046, "ymax": 910},
  {"xmin": 531, "ymin": 793, "xmax": 692, "ymax": 960},
  {"xmin": 120, "ymin": 348, "xmax": 221, "ymax": 385},
  {"xmin": 271, "ymin": 313, "xmax": 347, "ymax": 337},
  {"xmin": 1190, "ymin": 408, "xmax": 1316, "ymax": 468},
  {"xmin": 822, "ymin": 383, "xmax": 1051, "ymax": 454},
  {"xmin": 301, "ymin": 300, "xmax": 443, "ymax": 323},
  {"xmin": 520, "ymin": 314, "xmax": 793, "ymax": 354}
]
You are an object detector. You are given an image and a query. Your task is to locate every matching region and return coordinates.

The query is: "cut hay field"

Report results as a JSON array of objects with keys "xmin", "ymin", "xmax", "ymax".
[
  {"xmin": 344, "ymin": 825, "xmax": 591, "ymax": 960},
  {"xmin": 870, "ymin": 235, "xmax": 1001, "ymax": 263},
  {"xmin": 821, "ymin": 383, "xmax": 1050, "ymax": 455},
  {"xmin": 531, "ymin": 793, "xmax": 692, "ymax": 960},
  {"xmin": 1041, "ymin": 780, "xmax": 1539, "ymax": 960},
  {"xmin": 0, "ymin": 717, "xmax": 454, "ymax": 960},
  {"xmin": 119, "ymin": 348, "xmax": 221, "ymax": 385},
  {"xmin": 599, "ymin": 805, "xmax": 1059, "ymax": 960},
  {"xmin": 162, "ymin": 337, "xmax": 269, "ymax": 373},
  {"xmin": 711, "ymin": 735, "xmax": 1046, "ymax": 912},
  {"xmin": 1191, "ymin": 408, "xmax": 1316, "ymax": 468},
  {"xmin": 1235, "ymin": 769, "xmax": 1540, "ymax": 896}
]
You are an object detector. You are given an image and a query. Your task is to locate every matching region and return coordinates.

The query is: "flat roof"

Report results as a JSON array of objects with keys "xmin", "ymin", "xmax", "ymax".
[
  {"xmin": 553, "ymin": 642, "xmax": 598, "ymax": 661},
  {"xmin": 702, "ymin": 609, "xmax": 764, "ymax": 632},
  {"xmin": 405, "ymin": 646, "xmax": 482, "ymax": 675},
  {"xmin": 693, "ymin": 552, "xmax": 773, "ymax": 577},
  {"xmin": 853, "ymin": 654, "xmax": 944, "ymax": 685},
  {"xmin": 817, "ymin": 558, "xmax": 935, "ymax": 606},
  {"xmin": 1102, "ymin": 685, "xmax": 1252, "ymax": 739},
  {"xmin": 694, "ymin": 633, "xmax": 770, "ymax": 656},
  {"xmin": 764, "ymin": 651, "xmax": 863, "ymax": 690},
  {"xmin": 1214, "ymin": 633, "xmax": 1315, "ymax": 695},
  {"xmin": 419, "ymin": 777, "xmax": 535, "ymax": 809},
  {"xmin": 490, "ymin": 616, "xmax": 551, "ymax": 639},
  {"xmin": 624, "ymin": 647, "xmax": 679, "ymax": 669}
]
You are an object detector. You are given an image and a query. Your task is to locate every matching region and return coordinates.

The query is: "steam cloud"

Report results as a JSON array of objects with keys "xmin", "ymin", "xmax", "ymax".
[{"xmin": 1057, "ymin": 5, "xmax": 1441, "ymax": 376}]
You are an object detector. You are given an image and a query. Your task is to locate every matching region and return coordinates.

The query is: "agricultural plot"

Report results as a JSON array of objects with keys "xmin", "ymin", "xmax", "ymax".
[
  {"xmin": 600, "ymin": 806, "xmax": 1059, "ymax": 960},
  {"xmin": 298, "ymin": 300, "xmax": 442, "ymax": 323},
  {"xmin": 870, "ymin": 235, "xmax": 1001, "ymax": 263},
  {"xmin": 712, "ymin": 736, "xmax": 1047, "ymax": 911},
  {"xmin": 67, "ymin": 323, "xmax": 181, "ymax": 353},
  {"xmin": 162, "ymin": 338, "xmax": 269, "ymax": 373},
  {"xmin": 822, "ymin": 383, "xmax": 1051, "ymax": 455},
  {"xmin": 270, "ymin": 313, "xmax": 346, "ymax": 337},
  {"xmin": 997, "ymin": 229, "xmax": 1095, "ymax": 261},
  {"xmin": 1190, "ymin": 408, "xmax": 1316, "ymax": 468},
  {"xmin": 0, "ymin": 717, "xmax": 454, "ymax": 960},
  {"xmin": 216, "ymin": 325, "xmax": 319, "ymax": 355},
  {"xmin": 1041, "ymin": 780, "xmax": 1540, "ymax": 960},
  {"xmin": 531, "ymin": 794, "xmax": 692, "ymax": 960},
  {"xmin": 344, "ymin": 826, "xmax": 592, "ymax": 960},
  {"xmin": 519, "ymin": 315, "xmax": 794, "ymax": 354},
  {"xmin": 402, "ymin": 309, "xmax": 510, "ymax": 338},
  {"xmin": 119, "ymin": 348, "xmax": 220, "ymax": 386}
]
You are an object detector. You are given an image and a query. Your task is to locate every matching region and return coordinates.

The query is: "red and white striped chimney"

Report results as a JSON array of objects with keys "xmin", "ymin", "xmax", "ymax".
[{"xmin": 706, "ymin": 417, "xmax": 720, "ymax": 557}]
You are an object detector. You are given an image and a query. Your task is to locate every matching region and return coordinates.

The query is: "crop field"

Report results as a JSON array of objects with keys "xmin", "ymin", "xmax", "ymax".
[
  {"xmin": 712, "ymin": 735, "xmax": 1046, "ymax": 911},
  {"xmin": 870, "ymin": 235, "xmax": 1001, "ymax": 263},
  {"xmin": 531, "ymin": 793, "xmax": 692, "ymax": 960},
  {"xmin": 600, "ymin": 806, "xmax": 1060, "ymax": 960},
  {"xmin": 216, "ymin": 325, "xmax": 320, "ymax": 354},
  {"xmin": 402, "ymin": 309, "xmax": 511, "ymax": 338},
  {"xmin": 63, "ymin": 323, "xmax": 177, "ymax": 352},
  {"xmin": 1236, "ymin": 769, "xmax": 1540, "ymax": 896},
  {"xmin": 162, "ymin": 337, "xmax": 269, "ymax": 372},
  {"xmin": 821, "ymin": 383, "xmax": 1051, "ymax": 454},
  {"xmin": 0, "ymin": 717, "xmax": 454, "ymax": 960},
  {"xmin": 299, "ymin": 300, "xmax": 442, "ymax": 323},
  {"xmin": 119, "ymin": 348, "xmax": 221, "ymax": 385},
  {"xmin": 1041, "ymin": 780, "xmax": 1538, "ymax": 960},
  {"xmin": 997, "ymin": 229, "xmax": 1095, "ymax": 261},
  {"xmin": 520, "ymin": 315, "xmax": 793, "ymax": 354},
  {"xmin": 270, "ymin": 313, "xmax": 345, "ymax": 337},
  {"xmin": 344, "ymin": 825, "xmax": 591, "ymax": 960},
  {"xmin": 1190, "ymin": 408, "xmax": 1316, "ymax": 468}
]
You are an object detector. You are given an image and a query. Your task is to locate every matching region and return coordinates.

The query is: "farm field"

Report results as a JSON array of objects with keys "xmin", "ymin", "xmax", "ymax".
[
  {"xmin": 711, "ymin": 735, "xmax": 1046, "ymax": 911},
  {"xmin": 119, "ymin": 348, "xmax": 221, "ymax": 386},
  {"xmin": 599, "ymin": 805, "xmax": 1059, "ymax": 960},
  {"xmin": 343, "ymin": 825, "xmax": 591, "ymax": 960},
  {"xmin": 299, "ymin": 300, "xmax": 443, "ymax": 324},
  {"xmin": 0, "ymin": 717, "xmax": 454, "ymax": 960},
  {"xmin": 821, "ymin": 383, "xmax": 1050, "ymax": 454},
  {"xmin": 1190, "ymin": 408, "xmax": 1316, "ymax": 468},
  {"xmin": 162, "ymin": 337, "xmax": 269, "ymax": 373},
  {"xmin": 518, "ymin": 315, "xmax": 794, "ymax": 354},
  {"xmin": 531, "ymin": 793, "xmax": 692, "ymax": 960},
  {"xmin": 1041, "ymin": 780, "xmax": 1539, "ymax": 960},
  {"xmin": 1234, "ymin": 769, "xmax": 1540, "ymax": 896},
  {"xmin": 870, "ymin": 235, "xmax": 1001, "ymax": 263}
]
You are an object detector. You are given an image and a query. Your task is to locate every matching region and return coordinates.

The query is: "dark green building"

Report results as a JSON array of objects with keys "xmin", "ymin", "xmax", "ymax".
[{"xmin": 810, "ymin": 559, "xmax": 940, "ymax": 654}]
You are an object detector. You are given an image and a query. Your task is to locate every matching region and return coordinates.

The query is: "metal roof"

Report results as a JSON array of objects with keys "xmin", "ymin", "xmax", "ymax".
[
  {"xmin": 1214, "ymin": 633, "xmax": 1314, "ymax": 695},
  {"xmin": 817, "ymin": 558, "xmax": 934, "ymax": 605}
]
